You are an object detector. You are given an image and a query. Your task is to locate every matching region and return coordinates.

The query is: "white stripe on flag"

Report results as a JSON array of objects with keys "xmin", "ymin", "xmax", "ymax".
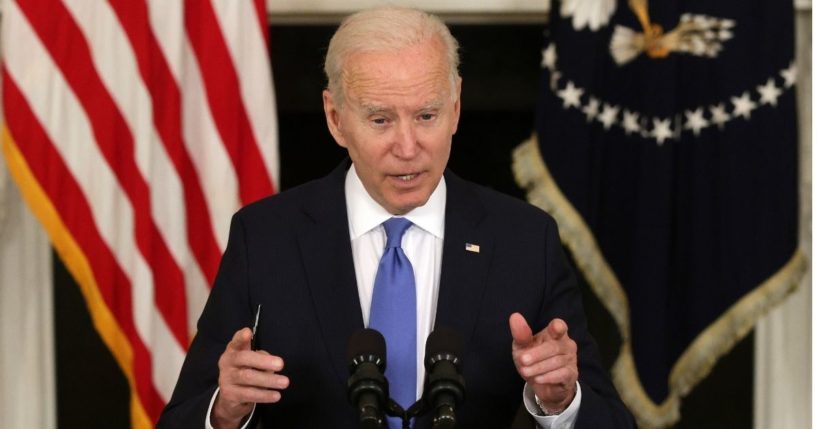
[
  {"xmin": 146, "ymin": 0, "xmax": 242, "ymax": 249},
  {"xmin": 211, "ymin": 0, "xmax": 280, "ymax": 186},
  {"xmin": 61, "ymin": 0, "xmax": 153, "ymax": 179},
  {"xmin": 179, "ymin": 38, "xmax": 242, "ymax": 249},
  {"xmin": 145, "ymin": 0, "xmax": 185, "ymax": 82}
]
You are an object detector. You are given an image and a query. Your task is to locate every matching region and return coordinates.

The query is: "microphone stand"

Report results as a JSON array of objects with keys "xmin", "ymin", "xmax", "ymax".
[{"xmin": 385, "ymin": 398, "xmax": 427, "ymax": 429}]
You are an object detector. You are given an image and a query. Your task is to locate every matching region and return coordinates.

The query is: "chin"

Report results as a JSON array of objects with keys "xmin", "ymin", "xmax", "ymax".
[{"xmin": 390, "ymin": 195, "xmax": 430, "ymax": 215}]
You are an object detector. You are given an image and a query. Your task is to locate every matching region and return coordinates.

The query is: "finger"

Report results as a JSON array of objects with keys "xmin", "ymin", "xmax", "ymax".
[
  {"xmin": 513, "ymin": 340, "xmax": 559, "ymax": 366},
  {"xmin": 514, "ymin": 334, "xmax": 577, "ymax": 372},
  {"xmin": 227, "ymin": 328, "xmax": 253, "ymax": 352},
  {"xmin": 516, "ymin": 354, "xmax": 573, "ymax": 379},
  {"xmin": 533, "ymin": 366, "xmax": 578, "ymax": 387},
  {"xmin": 545, "ymin": 318, "xmax": 568, "ymax": 340},
  {"xmin": 222, "ymin": 385, "xmax": 285, "ymax": 404},
  {"xmin": 230, "ymin": 350, "xmax": 285, "ymax": 372},
  {"xmin": 509, "ymin": 312, "xmax": 533, "ymax": 347},
  {"xmin": 231, "ymin": 368, "xmax": 290, "ymax": 391}
]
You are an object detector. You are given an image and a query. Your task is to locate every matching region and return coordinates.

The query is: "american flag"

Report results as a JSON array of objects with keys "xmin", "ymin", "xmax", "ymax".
[{"xmin": 0, "ymin": 0, "xmax": 277, "ymax": 427}]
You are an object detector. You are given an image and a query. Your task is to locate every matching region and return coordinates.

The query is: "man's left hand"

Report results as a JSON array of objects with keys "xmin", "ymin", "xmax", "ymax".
[{"xmin": 509, "ymin": 312, "xmax": 578, "ymax": 414}]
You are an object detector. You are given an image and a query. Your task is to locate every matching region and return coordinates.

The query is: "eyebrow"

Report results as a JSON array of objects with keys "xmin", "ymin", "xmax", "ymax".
[
  {"xmin": 361, "ymin": 100, "xmax": 445, "ymax": 116},
  {"xmin": 361, "ymin": 104, "xmax": 391, "ymax": 116},
  {"xmin": 419, "ymin": 100, "xmax": 445, "ymax": 111}
]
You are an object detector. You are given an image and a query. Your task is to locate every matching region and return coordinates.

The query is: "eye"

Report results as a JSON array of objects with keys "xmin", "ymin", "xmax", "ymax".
[
  {"xmin": 371, "ymin": 116, "xmax": 389, "ymax": 126},
  {"xmin": 419, "ymin": 112, "xmax": 436, "ymax": 121}
]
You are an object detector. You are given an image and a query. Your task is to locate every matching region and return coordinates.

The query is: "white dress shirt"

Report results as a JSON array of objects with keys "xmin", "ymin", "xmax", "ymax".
[
  {"xmin": 345, "ymin": 164, "xmax": 446, "ymax": 400},
  {"xmin": 206, "ymin": 165, "xmax": 580, "ymax": 428}
]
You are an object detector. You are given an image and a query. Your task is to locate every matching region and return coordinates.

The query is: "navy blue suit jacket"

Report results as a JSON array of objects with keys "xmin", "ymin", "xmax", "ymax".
[{"xmin": 158, "ymin": 160, "xmax": 634, "ymax": 428}]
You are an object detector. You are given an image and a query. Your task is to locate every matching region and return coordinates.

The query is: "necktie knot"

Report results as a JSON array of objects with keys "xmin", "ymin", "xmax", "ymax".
[{"xmin": 383, "ymin": 217, "xmax": 412, "ymax": 249}]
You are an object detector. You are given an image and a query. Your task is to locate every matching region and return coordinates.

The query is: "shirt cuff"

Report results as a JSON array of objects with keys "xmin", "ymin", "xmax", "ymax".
[
  {"xmin": 522, "ymin": 382, "xmax": 582, "ymax": 429},
  {"xmin": 205, "ymin": 387, "xmax": 256, "ymax": 429}
]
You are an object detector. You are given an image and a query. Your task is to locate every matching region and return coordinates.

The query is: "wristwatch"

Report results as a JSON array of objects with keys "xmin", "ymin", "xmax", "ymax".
[{"xmin": 534, "ymin": 394, "xmax": 563, "ymax": 417}]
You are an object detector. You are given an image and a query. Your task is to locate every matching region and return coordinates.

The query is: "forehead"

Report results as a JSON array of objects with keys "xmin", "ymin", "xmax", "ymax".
[{"xmin": 341, "ymin": 40, "xmax": 451, "ymax": 106}]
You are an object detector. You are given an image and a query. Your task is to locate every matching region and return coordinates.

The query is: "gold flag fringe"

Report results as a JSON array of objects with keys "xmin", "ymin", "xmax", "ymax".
[
  {"xmin": 512, "ymin": 135, "xmax": 808, "ymax": 428},
  {"xmin": 2, "ymin": 126, "xmax": 154, "ymax": 429}
]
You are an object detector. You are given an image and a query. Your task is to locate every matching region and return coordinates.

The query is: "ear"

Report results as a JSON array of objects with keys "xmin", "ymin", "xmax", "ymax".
[
  {"xmin": 451, "ymin": 77, "xmax": 462, "ymax": 135},
  {"xmin": 323, "ymin": 89, "xmax": 348, "ymax": 148}
]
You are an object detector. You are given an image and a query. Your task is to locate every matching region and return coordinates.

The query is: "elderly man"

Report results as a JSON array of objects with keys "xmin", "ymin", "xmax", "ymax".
[{"xmin": 158, "ymin": 6, "xmax": 634, "ymax": 429}]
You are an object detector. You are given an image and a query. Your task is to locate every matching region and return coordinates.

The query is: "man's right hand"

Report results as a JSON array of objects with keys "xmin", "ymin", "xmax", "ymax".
[{"xmin": 212, "ymin": 328, "xmax": 289, "ymax": 429}]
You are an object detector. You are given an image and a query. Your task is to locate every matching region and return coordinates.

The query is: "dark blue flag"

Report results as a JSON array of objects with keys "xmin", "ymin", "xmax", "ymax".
[{"xmin": 513, "ymin": 0, "xmax": 807, "ymax": 426}]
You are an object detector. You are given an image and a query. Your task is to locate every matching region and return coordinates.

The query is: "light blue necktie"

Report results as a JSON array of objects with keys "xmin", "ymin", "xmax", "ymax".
[{"xmin": 369, "ymin": 217, "xmax": 416, "ymax": 429}]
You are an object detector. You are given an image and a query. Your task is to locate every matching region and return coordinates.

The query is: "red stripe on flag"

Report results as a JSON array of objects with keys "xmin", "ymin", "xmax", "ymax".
[
  {"xmin": 3, "ymin": 70, "xmax": 166, "ymax": 421},
  {"xmin": 17, "ymin": 0, "xmax": 190, "ymax": 347},
  {"xmin": 184, "ymin": 0, "xmax": 275, "ymax": 204},
  {"xmin": 254, "ymin": 0, "xmax": 270, "ymax": 48},
  {"xmin": 107, "ymin": 0, "xmax": 223, "ymax": 284}
]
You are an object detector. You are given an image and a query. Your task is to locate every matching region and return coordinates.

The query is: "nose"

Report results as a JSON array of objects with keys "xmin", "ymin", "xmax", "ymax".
[{"xmin": 392, "ymin": 122, "xmax": 419, "ymax": 159}]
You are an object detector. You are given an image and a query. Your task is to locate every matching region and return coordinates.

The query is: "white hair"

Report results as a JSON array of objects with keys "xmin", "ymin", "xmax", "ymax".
[{"xmin": 324, "ymin": 6, "xmax": 461, "ymax": 105}]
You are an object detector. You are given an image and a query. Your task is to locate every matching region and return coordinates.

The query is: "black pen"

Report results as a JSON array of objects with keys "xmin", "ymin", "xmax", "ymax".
[{"xmin": 251, "ymin": 304, "xmax": 262, "ymax": 351}]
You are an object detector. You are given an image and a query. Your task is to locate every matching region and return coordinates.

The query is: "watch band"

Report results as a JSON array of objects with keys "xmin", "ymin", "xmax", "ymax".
[{"xmin": 534, "ymin": 393, "xmax": 563, "ymax": 417}]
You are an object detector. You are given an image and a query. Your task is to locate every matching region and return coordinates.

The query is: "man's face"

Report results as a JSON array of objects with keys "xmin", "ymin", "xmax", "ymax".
[{"xmin": 323, "ymin": 37, "xmax": 461, "ymax": 215}]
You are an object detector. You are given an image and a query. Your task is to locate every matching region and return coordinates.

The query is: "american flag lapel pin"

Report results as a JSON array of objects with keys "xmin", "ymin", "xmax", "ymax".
[{"xmin": 465, "ymin": 242, "xmax": 480, "ymax": 253}]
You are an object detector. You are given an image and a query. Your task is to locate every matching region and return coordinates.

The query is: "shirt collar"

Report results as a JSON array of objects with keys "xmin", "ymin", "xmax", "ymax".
[{"xmin": 345, "ymin": 164, "xmax": 446, "ymax": 240}]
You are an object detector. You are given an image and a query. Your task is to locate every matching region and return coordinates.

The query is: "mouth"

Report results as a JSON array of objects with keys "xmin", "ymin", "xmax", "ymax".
[
  {"xmin": 396, "ymin": 173, "xmax": 418, "ymax": 182},
  {"xmin": 389, "ymin": 171, "xmax": 424, "ymax": 186}
]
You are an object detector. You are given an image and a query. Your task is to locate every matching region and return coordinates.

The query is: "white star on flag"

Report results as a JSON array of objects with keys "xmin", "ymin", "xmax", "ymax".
[
  {"xmin": 731, "ymin": 91, "xmax": 757, "ymax": 120},
  {"xmin": 622, "ymin": 110, "xmax": 641, "ymax": 135},
  {"xmin": 652, "ymin": 118, "xmax": 673, "ymax": 145},
  {"xmin": 598, "ymin": 103, "xmax": 620, "ymax": 129},
  {"xmin": 557, "ymin": 81, "xmax": 584, "ymax": 108},
  {"xmin": 780, "ymin": 62, "xmax": 797, "ymax": 88},
  {"xmin": 684, "ymin": 108, "xmax": 709, "ymax": 136},
  {"xmin": 709, "ymin": 103, "xmax": 730, "ymax": 129},
  {"xmin": 583, "ymin": 97, "xmax": 600, "ymax": 121},
  {"xmin": 757, "ymin": 78, "xmax": 783, "ymax": 106},
  {"xmin": 541, "ymin": 44, "xmax": 557, "ymax": 70}
]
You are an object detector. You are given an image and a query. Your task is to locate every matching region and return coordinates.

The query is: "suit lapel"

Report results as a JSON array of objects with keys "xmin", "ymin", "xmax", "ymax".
[
  {"xmin": 298, "ymin": 160, "xmax": 364, "ymax": 386},
  {"xmin": 435, "ymin": 171, "xmax": 494, "ymax": 347}
]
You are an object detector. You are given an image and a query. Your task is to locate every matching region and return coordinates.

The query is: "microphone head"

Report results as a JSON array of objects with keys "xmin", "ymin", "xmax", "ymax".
[
  {"xmin": 424, "ymin": 327, "xmax": 466, "ymax": 420},
  {"xmin": 347, "ymin": 328, "xmax": 387, "ymax": 373},
  {"xmin": 424, "ymin": 327, "xmax": 463, "ymax": 370},
  {"xmin": 346, "ymin": 329, "xmax": 389, "ymax": 426}
]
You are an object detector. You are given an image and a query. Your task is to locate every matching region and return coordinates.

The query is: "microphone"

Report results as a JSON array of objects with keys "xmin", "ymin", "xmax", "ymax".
[
  {"xmin": 347, "ymin": 329, "xmax": 389, "ymax": 429},
  {"xmin": 424, "ymin": 327, "xmax": 465, "ymax": 429}
]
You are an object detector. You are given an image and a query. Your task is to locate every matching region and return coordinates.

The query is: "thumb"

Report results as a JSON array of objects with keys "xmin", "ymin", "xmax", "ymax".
[
  {"xmin": 545, "ymin": 318, "xmax": 568, "ymax": 340},
  {"xmin": 509, "ymin": 312, "xmax": 534, "ymax": 347},
  {"xmin": 227, "ymin": 327, "xmax": 253, "ymax": 351}
]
